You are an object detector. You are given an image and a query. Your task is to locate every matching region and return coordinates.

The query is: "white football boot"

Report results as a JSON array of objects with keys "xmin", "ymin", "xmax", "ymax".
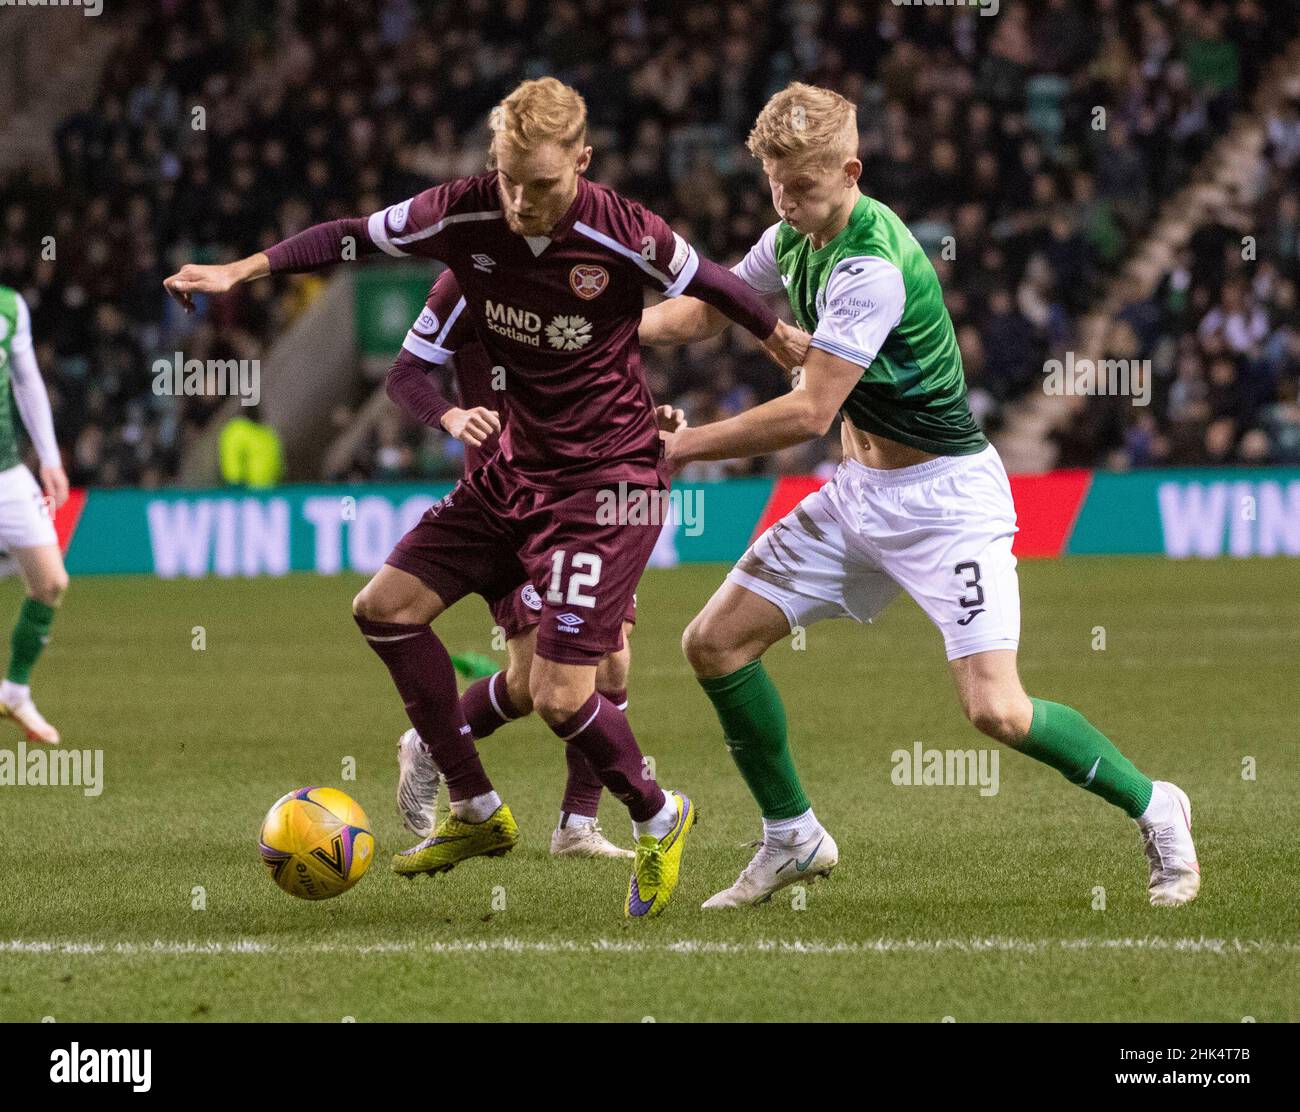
[
  {"xmin": 703, "ymin": 827, "xmax": 839, "ymax": 908},
  {"xmin": 1137, "ymin": 780, "xmax": 1201, "ymax": 907},
  {"xmin": 550, "ymin": 819, "xmax": 635, "ymax": 859},
  {"xmin": 0, "ymin": 692, "xmax": 60, "ymax": 744},
  {"xmin": 396, "ymin": 728, "xmax": 442, "ymax": 838}
]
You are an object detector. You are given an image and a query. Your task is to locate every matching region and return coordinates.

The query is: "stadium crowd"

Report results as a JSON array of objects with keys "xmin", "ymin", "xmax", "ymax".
[
  {"xmin": 0, "ymin": 0, "xmax": 1294, "ymax": 485},
  {"xmin": 1054, "ymin": 73, "xmax": 1300, "ymax": 467}
]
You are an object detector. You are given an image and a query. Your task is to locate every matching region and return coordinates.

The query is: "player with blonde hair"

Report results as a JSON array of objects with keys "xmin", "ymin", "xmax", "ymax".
[
  {"xmin": 166, "ymin": 76, "xmax": 804, "ymax": 918},
  {"xmin": 644, "ymin": 82, "xmax": 1200, "ymax": 910}
]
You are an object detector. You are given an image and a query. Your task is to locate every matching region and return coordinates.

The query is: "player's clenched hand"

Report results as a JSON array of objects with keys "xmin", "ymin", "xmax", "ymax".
[
  {"xmin": 659, "ymin": 425, "xmax": 693, "ymax": 474},
  {"xmin": 441, "ymin": 406, "xmax": 501, "ymax": 448},
  {"xmin": 761, "ymin": 318, "xmax": 811, "ymax": 373},
  {"xmin": 655, "ymin": 404, "xmax": 687, "ymax": 433},
  {"xmin": 164, "ymin": 255, "xmax": 268, "ymax": 312},
  {"xmin": 163, "ymin": 263, "xmax": 241, "ymax": 312},
  {"xmin": 39, "ymin": 464, "xmax": 69, "ymax": 511}
]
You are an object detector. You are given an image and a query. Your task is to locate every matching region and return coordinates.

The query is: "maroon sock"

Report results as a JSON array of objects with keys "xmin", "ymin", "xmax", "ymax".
[
  {"xmin": 551, "ymin": 693, "xmax": 665, "ymax": 822},
  {"xmin": 461, "ymin": 672, "xmax": 521, "ymax": 740},
  {"xmin": 598, "ymin": 686, "xmax": 628, "ymax": 711},
  {"xmin": 355, "ymin": 616, "xmax": 493, "ymax": 801},
  {"xmin": 562, "ymin": 687, "xmax": 628, "ymax": 817},
  {"xmin": 561, "ymin": 743, "xmax": 604, "ymax": 819}
]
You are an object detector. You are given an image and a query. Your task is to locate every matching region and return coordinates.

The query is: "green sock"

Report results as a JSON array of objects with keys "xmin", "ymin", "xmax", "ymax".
[
  {"xmin": 1022, "ymin": 697, "xmax": 1153, "ymax": 818},
  {"xmin": 698, "ymin": 661, "xmax": 810, "ymax": 820},
  {"xmin": 7, "ymin": 597, "xmax": 56, "ymax": 685},
  {"xmin": 450, "ymin": 651, "xmax": 498, "ymax": 680}
]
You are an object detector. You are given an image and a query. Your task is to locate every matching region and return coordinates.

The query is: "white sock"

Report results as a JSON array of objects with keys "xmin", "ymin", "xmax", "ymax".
[
  {"xmin": 0, "ymin": 680, "xmax": 29, "ymax": 706},
  {"xmin": 632, "ymin": 792, "xmax": 678, "ymax": 841},
  {"xmin": 451, "ymin": 790, "xmax": 502, "ymax": 823},
  {"xmin": 558, "ymin": 811, "xmax": 596, "ymax": 831},
  {"xmin": 762, "ymin": 808, "xmax": 821, "ymax": 846},
  {"xmin": 1136, "ymin": 782, "xmax": 1169, "ymax": 827}
]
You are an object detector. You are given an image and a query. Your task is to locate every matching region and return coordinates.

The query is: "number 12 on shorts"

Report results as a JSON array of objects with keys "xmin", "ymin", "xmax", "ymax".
[{"xmin": 546, "ymin": 550, "xmax": 603, "ymax": 608}]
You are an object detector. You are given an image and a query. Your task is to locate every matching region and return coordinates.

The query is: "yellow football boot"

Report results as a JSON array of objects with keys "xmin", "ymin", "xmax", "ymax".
[
  {"xmin": 625, "ymin": 791, "xmax": 695, "ymax": 918},
  {"xmin": 393, "ymin": 803, "xmax": 518, "ymax": 877}
]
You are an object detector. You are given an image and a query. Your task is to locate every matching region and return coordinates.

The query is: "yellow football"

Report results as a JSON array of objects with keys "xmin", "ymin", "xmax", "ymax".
[{"xmin": 258, "ymin": 787, "xmax": 374, "ymax": 900}]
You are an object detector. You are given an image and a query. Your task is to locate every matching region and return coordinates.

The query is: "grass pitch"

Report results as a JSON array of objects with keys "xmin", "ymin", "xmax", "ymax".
[{"xmin": 0, "ymin": 558, "xmax": 1296, "ymax": 1022}]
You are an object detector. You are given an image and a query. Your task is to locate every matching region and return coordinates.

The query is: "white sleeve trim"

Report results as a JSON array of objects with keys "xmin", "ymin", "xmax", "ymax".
[
  {"xmin": 8, "ymin": 294, "xmax": 60, "ymax": 468},
  {"xmin": 402, "ymin": 332, "xmax": 455, "ymax": 364},
  {"xmin": 662, "ymin": 245, "xmax": 699, "ymax": 298},
  {"xmin": 810, "ymin": 256, "xmax": 905, "ymax": 370},
  {"xmin": 402, "ymin": 295, "xmax": 467, "ymax": 363},
  {"xmin": 367, "ymin": 207, "xmax": 408, "ymax": 257},
  {"xmin": 730, "ymin": 223, "xmax": 785, "ymax": 295},
  {"xmin": 435, "ymin": 295, "xmax": 467, "ymax": 346}
]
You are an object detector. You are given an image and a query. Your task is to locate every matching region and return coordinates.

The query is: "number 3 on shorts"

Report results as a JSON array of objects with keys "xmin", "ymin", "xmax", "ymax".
[{"xmin": 546, "ymin": 550, "xmax": 602, "ymax": 608}]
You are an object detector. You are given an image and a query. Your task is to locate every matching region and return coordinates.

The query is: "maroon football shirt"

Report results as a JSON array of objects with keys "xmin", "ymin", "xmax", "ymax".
[{"xmin": 369, "ymin": 173, "xmax": 699, "ymax": 490}]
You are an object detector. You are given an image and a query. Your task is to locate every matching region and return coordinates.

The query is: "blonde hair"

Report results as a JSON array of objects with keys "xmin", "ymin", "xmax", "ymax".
[
  {"xmin": 746, "ymin": 82, "xmax": 858, "ymax": 168},
  {"xmin": 489, "ymin": 77, "xmax": 587, "ymax": 155}
]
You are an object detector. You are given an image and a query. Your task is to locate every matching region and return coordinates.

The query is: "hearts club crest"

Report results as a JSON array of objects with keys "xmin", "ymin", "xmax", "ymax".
[{"xmin": 569, "ymin": 265, "xmax": 609, "ymax": 300}]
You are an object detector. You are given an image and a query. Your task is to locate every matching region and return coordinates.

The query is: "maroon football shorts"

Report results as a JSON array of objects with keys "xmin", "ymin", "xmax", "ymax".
[
  {"xmin": 386, "ymin": 455, "xmax": 662, "ymax": 665},
  {"xmin": 489, "ymin": 581, "xmax": 637, "ymax": 645}
]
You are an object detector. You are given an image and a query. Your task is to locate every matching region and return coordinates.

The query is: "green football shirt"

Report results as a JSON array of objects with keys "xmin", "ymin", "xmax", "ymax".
[
  {"xmin": 0, "ymin": 286, "xmax": 25, "ymax": 471},
  {"xmin": 732, "ymin": 194, "xmax": 987, "ymax": 455},
  {"xmin": 0, "ymin": 285, "xmax": 61, "ymax": 474}
]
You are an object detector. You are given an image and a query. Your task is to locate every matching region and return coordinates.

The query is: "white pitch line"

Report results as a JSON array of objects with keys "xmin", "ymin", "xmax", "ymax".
[{"xmin": 2, "ymin": 937, "xmax": 1298, "ymax": 957}]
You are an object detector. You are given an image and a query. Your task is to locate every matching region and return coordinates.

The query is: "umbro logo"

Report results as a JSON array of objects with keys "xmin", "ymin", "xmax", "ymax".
[
  {"xmin": 956, "ymin": 609, "xmax": 985, "ymax": 626},
  {"xmin": 472, "ymin": 253, "xmax": 496, "ymax": 273},
  {"xmin": 556, "ymin": 612, "xmax": 584, "ymax": 634}
]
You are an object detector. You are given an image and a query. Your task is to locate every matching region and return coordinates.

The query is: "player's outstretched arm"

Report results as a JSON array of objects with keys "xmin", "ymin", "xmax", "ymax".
[
  {"xmin": 642, "ymin": 220, "xmax": 810, "ymax": 367},
  {"xmin": 641, "ymin": 287, "xmax": 811, "ymax": 379},
  {"xmin": 164, "ymin": 216, "xmax": 381, "ymax": 312},
  {"xmin": 679, "ymin": 256, "xmax": 809, "ymax": 371},
  {"xmin": 163, "ymin": 253, "xmax": 270, "ymax": 313},
  {"xmin": 662, "ymin": 347, "xmax": 861, "ymax": 465},
  {"xmin": 638, "ymin": 296, "xmax": 729, "ymax": 346}
]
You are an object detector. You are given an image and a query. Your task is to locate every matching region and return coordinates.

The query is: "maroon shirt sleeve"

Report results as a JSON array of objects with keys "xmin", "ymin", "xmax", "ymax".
[
  {"xmin": 384, "ymin": 269, "xmax": 475, "ymax": 428},
  {"xmin": 264, "ymin": 217, "xmax": 377, "ymax": 273},
  {"xmin": 387, "ymin": 350, "xmax": 454, "ymax": 428},
  {"xmin": 624, "ymin": 203, "xmax": 775, "ymax": 338},
  {"xmin": 683, "ymin": 255, "xmax": 778, "ymax": 340},
  {"xmin": 365, "ymin": 176, "xmax": 486, "ymax": 260},
  {"xmin": 266, "ymin": 176, "xmax": 490, "ymax": 273}
]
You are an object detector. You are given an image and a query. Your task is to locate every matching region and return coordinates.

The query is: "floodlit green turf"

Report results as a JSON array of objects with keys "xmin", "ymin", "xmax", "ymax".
[{"xmin": 1, "ymin": 559, "xmax": 1296, "ymax": 1021}]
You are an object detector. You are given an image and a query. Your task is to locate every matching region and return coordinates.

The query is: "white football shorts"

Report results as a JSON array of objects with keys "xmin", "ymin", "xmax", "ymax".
[
  {"xmin": 728, "ymin": 444, "xmax": 1020, "ymax": 661},
  {"xmin": 0, "ymin": 463, "xmax": 58, "ymax": 550}
]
